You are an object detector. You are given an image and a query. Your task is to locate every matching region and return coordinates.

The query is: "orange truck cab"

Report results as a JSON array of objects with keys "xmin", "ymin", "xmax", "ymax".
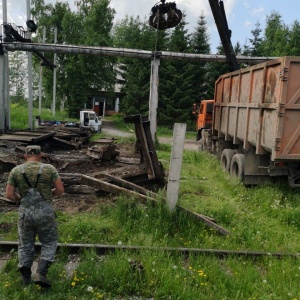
[{"xmin": 192, "ymin": 100, "xmax": 214, "ymax": 141}]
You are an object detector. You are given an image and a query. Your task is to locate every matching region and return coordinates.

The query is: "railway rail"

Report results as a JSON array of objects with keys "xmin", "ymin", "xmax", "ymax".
[{"xmin": 0, "ymin": 241, "xmax": 299, "ymax": 259}]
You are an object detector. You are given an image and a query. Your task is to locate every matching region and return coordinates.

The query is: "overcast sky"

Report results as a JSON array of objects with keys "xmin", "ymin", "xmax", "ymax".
[{"xmin": 2, "ymin": 0, "xmax": 300, "ymax": 52}]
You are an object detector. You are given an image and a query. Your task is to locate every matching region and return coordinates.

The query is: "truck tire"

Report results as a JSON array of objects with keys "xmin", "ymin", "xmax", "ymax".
[
  {"xmin": 221, "ymin": 149, "xmax": 235, "ymax": 172},
  {"xmin": 230, "ymin": 154, "xmax": 245, "ymax": 180}
]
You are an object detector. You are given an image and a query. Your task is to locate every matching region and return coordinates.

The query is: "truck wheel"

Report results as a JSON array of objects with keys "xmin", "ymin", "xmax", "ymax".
[
  {"xmin": 220, "ymin": 149, "xmax": 235, "ymax": 172},
  {"xmin": 230, "ymin": 154, "xmax": 245, "ymax": 180}
]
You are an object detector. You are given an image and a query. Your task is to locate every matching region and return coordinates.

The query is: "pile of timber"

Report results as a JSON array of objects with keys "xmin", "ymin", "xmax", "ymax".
[
  {"xmin": 0, "ymin": 128, "xmax": 91, "ymax": 150},
  {"xmin": 87, "ymin": 144, "xmax": 120, "ymax": 161}
]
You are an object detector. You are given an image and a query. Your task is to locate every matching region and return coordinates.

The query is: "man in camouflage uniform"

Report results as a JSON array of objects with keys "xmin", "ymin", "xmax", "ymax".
[{"xmin": 6, "ymin": 145, "xmax": 64, "ymax": 287}]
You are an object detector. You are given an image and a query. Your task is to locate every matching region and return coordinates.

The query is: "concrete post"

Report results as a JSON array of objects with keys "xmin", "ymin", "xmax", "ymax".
[
  {"xmin": 38, "ymin": 26, "xmax": 46, "ymax": 115},
  {"xmin": 0, "ymin": 50, "xmax": 5, "ymax": 132},
  {"xmin": 166, "ymin": 123, "xmax": 186, "ymax": 212},
  {"xmin": 149, "ymin": 54, "xmax": 160, "ymax": 142},
  {"xmin": 27, "ymin": 0, "xmax": 33, "ymax": 130},
  {"xmin": 3, "ymin": 0, "xmax": 10, "ymax": 130},
  {"xmin": 52, "ymin": 27, "xmax": 57, "ymax": 116}
]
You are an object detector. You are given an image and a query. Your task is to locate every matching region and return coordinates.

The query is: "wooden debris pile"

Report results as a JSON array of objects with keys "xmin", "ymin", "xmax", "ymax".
[
  {"xmin": 0, "ymin": 115, "xmax": 229, "ymax": 235},
  {"xmin": 87, "ymin": 144, "xmax": 119, "ymax": 161},
  {"xmin": 0, "ymin": 127, "xmax": 91, "ymax": 151}
]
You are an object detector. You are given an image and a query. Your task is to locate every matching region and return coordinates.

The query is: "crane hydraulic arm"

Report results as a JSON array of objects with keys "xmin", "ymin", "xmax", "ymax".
[{"xmin": 208, "ymin": 0, "xmax": 240, "ymax": 71}]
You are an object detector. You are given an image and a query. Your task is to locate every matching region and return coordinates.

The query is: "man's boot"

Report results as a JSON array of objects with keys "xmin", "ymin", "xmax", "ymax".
[
  {"xmin": 19, "ymin": 266, "xmax": 32, "ymax": 285},
  {"xmin": 34, "ymin": 259, "xmax": 52, "ymax": 288}
]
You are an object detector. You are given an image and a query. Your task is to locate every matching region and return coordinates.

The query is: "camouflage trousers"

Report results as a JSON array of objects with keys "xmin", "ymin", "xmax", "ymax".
[{"xmin": 18, "ymin": 202, "xmax": 57, "ymax": 268}]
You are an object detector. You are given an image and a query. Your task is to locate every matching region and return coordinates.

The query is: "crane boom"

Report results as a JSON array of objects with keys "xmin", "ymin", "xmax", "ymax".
[{"xmin": 208, "ymin": 0, "xmax": 240, "ymax": 71}]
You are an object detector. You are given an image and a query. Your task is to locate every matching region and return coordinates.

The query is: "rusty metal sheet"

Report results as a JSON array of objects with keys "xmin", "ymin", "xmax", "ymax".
[{"xmin": 214, "ymin": 56, "xmax": 300, "ymax": 161}]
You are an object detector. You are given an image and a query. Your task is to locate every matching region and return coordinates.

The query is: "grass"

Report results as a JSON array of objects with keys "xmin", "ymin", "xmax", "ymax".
[
  {"xmin": 2, "ymin": 150, "xmax": 300, "ymax": 299},
  {"xmin": 9, "ymin": 104, "xmax": 78, "ymax": 129},
  {"xmin": 2, "ymin": 108, "xmax": 300, "ymax": 299},
  {"xmin": 107, "ymin": 113, "xmax": 196, "ymax": 140}
]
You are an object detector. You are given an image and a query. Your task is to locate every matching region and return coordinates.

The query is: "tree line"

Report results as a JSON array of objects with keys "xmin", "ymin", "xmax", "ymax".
[{"xmin": 8, "ymin": 0, "xmax": 300, "ymax": 127}]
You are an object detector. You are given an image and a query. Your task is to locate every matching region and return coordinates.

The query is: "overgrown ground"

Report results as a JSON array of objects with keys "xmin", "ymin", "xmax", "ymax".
[{"xmin": 1, "ymin": 114, "xmax": 300, "ymax": 299}]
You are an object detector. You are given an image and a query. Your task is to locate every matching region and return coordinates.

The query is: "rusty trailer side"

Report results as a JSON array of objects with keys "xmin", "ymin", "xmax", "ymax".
[
  {"xmin": 212, "ymin": 56, "xmax": 300, "ymax": 186},
  {"xmin": 214, "ymin": 56, "xmax": 300, "ymax": 161}
]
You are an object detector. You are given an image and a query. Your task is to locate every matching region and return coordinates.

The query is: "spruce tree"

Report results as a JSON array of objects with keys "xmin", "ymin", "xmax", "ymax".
[
  {"xmin": 158, "ymin": 13, "xmax": 192, "ymax": 126},
  {"xmin": 113, "ymin": 16, "xmax": 168, "ymax": 117}
]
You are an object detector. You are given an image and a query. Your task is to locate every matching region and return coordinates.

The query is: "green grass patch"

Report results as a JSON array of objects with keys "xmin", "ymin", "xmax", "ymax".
[
  {"xmin": 3, "ymin": 109, "xmax": 300, "ymax": 298},
  {"xmin": 10, "ymin": 104, "xmax": 78, "ymax": 130}
]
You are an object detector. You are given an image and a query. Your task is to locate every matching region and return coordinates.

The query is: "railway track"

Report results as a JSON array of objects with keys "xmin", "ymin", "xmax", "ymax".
[
  {"xmin": 1, "ymin": 241, "xmax": 299, "ymax": 291},
  {"xmin": 1, "ymin": 241, "xmax": 299, "ymax": 259}
]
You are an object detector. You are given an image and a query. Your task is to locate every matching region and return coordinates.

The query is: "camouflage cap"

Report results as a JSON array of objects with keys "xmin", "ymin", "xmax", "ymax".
[{"xmin": 26, "ymin": 145, "xmax": 41, "ymax": 155}]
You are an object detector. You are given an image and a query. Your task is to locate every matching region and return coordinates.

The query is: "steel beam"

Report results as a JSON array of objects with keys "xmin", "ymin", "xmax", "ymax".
[{"xmin": 3, "ymin": 42, "xmax": 276, "ymax": 64}]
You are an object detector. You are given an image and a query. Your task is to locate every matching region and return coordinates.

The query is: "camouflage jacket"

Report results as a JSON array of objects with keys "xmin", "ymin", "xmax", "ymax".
[{"xmin": 7, "ymin": 162, "xmax": 60, "ymax": 202}]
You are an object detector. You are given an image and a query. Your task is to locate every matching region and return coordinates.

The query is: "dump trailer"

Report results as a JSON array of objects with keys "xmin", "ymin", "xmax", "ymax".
[{"xmin": 200, "ymin": 56, "xmax": 300, "ymax": 187}]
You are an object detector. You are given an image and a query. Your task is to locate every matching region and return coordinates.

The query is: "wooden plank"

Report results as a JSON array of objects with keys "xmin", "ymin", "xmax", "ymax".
[
  {"xmin": 0, "ymin": 135, "xmax": 34, "ymax": 141},
  {"xmin": 10, "ymin": 131, "xmax": 47, "ymax": 136},
  {"xmin": 178, "ymin": 206, "xmax": 230, "ymax": 236},
  {"xmin": 59, "ymin": 173, "xmax": 86, "ymax": 177},
  {"xmin": 91, "ymin": 166, "xmax": 141, "ymax": 180},
  {"xmin": 52, "ymin": 137, "xmax": 80, "ymax": 149},
  {"xmin": 91, "ymin": 138, "xmax": 115, "ymax": 145},
  {"xmin": 142, "ymin": 120, "xmax": 164, "ymax": 179},
  {"xmin": 124, "ymin": 115, "xmax": 156, "ymax": 179},
  {"xmin": 80, "ymin": 174, "xmax": 157, "ymax": 203},
  {"xmin": 0, "ymin": 196, "xmax": 18, "ymax": 205},
  {"xmin": 32, "ymin": 132, "xmax": 56, "ymax": 142},
  {"xmin": 105, "ymin": 174, "xmax": 156, "ymax": 197},
  {"xmin": 116, "ymin": 157, "xmax": 140, "ymax": 165},
  {"xmin": 0, "ymin": 131, "xmax": 56, "ymax": 142},
  {"xmin": 64, "ymin": 185, "xmax": 95, "ymax": 194},
  {"xmin": 60, "ymin": 177, "xmax": 81, "ymax": 185}
]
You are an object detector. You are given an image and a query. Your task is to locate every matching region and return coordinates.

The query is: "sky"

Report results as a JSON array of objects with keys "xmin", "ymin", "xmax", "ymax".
[{"xmin": 1, "ymin": 0, "xmax": 300, "ymax": 53}]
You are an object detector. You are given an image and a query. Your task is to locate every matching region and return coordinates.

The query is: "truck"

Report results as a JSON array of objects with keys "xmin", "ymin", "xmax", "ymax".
[
  {"xmin": 195, "ymin": 56, "xmax": 300, "ymax": 187},
  {"xmin": 79, "ymin": 110, "xmax": 102, "ymax": 132},
  {"xmin": 192, "ymin": 0, "xmax": 239, "ymax": 152},
  {"xmin": 192, "ymin": 100, "xmax": 214, "ymax": 150}
]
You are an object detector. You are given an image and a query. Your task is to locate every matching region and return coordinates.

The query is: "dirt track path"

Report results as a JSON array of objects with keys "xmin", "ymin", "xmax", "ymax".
[{"xmin": 101, "ymin": 119, "xmax": 199, "ymax": 151}]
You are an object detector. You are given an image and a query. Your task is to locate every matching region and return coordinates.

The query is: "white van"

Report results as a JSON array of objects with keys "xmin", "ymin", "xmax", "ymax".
[{"xmin": 79, "ymin": 110, "xmax": 102, "ymax": 132}]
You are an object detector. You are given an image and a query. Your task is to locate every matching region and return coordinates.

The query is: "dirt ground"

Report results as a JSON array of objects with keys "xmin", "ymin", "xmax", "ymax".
[
  {"xmin": 0, "ymin": 120, "xmax": 197, "ymax": 214},
  {"xmin": 0, "ymin": 120, "xmax": 141, "ymax": 214}
]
